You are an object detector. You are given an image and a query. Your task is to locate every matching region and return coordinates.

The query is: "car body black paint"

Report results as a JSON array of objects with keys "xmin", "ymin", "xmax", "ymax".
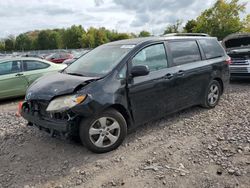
[{"xmin": 21, "ymin": 36, "xmax": 229, "ymax": 136}]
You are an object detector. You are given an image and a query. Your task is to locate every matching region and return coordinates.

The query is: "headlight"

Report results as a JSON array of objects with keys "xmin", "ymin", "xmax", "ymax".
[{"xmin": 46, "ymin": 94, "xmax": 87, "ymax": 112}]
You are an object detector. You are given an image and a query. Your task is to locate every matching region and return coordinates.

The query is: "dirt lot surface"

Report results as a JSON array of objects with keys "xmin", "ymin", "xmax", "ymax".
[{"xmin": 0, "ymin": 82, "xmax": 250, "ymax": 188}]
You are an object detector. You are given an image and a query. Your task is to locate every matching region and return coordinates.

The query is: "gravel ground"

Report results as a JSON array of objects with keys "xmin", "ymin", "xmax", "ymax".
[{"xmin": 0, "ymin": 81, "xmax": 249, "ymax": 188}]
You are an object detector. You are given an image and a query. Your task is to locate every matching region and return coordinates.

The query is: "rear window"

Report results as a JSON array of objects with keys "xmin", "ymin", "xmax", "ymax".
[
  {"xmin": 168, "ymin": 40, "xmax": 201, "ymax": 66},
  {"xmin": 199, "ymin": 39, "xmax": 225, "ymax": 59},
  {"xmin": 224, "ymin": 37, "xmax": 250, "ymax": 49}
]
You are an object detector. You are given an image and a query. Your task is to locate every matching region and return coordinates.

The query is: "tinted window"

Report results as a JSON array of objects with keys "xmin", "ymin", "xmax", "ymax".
[
  {"xmin": 132, "ymin": 44, "xmax": 168, "ymax": 72},
  {"xmin": 199, "ymin": 39, "xmax": 225, "ymax": 59},
  {"xmin": 168, "ymin": 41, "xmax": 201, "ymax": 66},
  {"xmin": 23, "ymin": 60, "xmax": 49, "ymax": 71},
  {"xmin": 0, "ymin": 61, "xmax": 21, "ymax": 75}
]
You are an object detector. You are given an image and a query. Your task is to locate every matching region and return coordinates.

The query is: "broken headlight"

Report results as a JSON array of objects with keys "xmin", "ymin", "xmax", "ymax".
[{"xmin": 46, "ymin": 94, "xmax": 87, "ymax": 112}]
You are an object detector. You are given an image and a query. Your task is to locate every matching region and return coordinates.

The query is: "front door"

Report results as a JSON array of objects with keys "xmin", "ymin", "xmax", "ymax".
[{"xmin": 0, "ymin": 60, "xmax": 28, "ymax": 99}]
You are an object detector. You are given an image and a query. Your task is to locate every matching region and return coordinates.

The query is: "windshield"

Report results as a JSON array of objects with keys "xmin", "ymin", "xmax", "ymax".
[{"xmin": 65, "ymin": 45, "xmax": 133, "ymax": 77}]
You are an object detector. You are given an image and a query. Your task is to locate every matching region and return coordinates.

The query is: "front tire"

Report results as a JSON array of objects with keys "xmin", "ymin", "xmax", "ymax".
[
  {"xmin": 79, "ymin": 108, "xmax": 127, "ymax": 153},
  {"xmin": 202, "ymin": 80, "xmax": 222, "ymax": 108}
]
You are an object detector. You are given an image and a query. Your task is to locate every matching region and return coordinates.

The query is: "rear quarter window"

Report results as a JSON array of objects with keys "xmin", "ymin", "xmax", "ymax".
[
  {"xmin": 23, "ymin": 60, "xmax": 50, "ymax": 71},
  {"xmin": 199, "ymin": 39, "xmax": 225, "ymax": 59}
]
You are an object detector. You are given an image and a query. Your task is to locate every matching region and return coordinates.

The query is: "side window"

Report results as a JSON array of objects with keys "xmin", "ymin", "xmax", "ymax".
[
  {"xmin": 168, "ymin": 41, "xmax": 201, "ymax": 66},
  {"xmin": 199, "ymin": 39, "xmax": 225, "ymax": 59},
  {"xmin": 23, "ymin": 60, "xmax": 49, "ymax": 71},
  {"xmin": 0, "ymin": 61, "xmax": 21, "ymax": 75},
  {"xmin": 132, "ymin": 43, "xmax": 168, "ymax": 72}
]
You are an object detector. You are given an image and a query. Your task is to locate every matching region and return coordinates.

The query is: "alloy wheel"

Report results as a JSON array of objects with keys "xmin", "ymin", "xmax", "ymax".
[
  {"xmin": 208, "ymin": 84, "xmax": 219, "ymax": 105},
  {"xmin": 89, "ymin": 117, "xmax": 121, "ymax": 148}
]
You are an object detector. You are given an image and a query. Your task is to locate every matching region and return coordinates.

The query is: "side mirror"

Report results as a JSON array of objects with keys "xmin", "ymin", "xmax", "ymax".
[{"xmin": 131, "ymin": 65, "xmax": 150, "ymax": 77}]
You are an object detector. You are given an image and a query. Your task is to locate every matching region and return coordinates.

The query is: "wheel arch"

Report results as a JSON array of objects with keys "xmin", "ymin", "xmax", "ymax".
[
  {"xmin": 213, "ymin": 77, "xmax": 224, "ymax": 94},
  {"xmin": 104, "ymin": 104, "xmax": 132, "ymax": 130}
]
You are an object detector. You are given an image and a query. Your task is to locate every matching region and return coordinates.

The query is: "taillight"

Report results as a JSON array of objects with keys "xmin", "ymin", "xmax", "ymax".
[{"xmin": 225, "ymin": 57, "xmax": 232, "ymax": 65}]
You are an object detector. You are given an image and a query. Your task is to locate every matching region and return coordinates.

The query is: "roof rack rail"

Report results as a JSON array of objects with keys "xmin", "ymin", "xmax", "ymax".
[{"xmin": 163, "ymin": 33, "xmax": 210, "ymax": 37}]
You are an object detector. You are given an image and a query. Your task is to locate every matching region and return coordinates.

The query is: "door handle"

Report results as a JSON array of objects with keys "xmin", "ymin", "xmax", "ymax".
[
  {"xmin": 15, "ymin": 73, "xmax": 24, "ymax": 77},
  {"xmin": 163, "ymin": 73, "xmax": 174, "ymax": 79},
  {"xmin": 176, "ymin": 70, "xmax": 185, "ymax": 76}
]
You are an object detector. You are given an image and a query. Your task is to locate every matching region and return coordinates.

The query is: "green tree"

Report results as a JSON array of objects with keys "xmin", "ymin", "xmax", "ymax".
[
  {"xmin": 15, "ymin": 34, "xmax": 32, "ymax": 51},
  {"xmin": 81, "ymin": 32, "xmax": 95, "ymax": 48},
  {"xmin": 113, "ymin": 33, "xmax": 130, "ymax": 40},
  {"xmin": 37, "ymin": 31, "xmax": 51, "ymax": 50},
  {"xmin": 47, "ymin": 32, "xmax": 61, "ymax": 49},
  {"xmin": 193, "ymin": 0, "xmax": 246, "ymax": 40},
  {"xmin": 184, "ymin": 19, "xmax": 198, "ymax": 33},
  {"xmin": 0, "ymin": 41, "xmax": 5, "ymax": 51},
  {"xmin": 241, "ymin": 14, "xmax": 250, "ymax": 32},
  {"xmin": 95, "ymin": 30, "xmax": 108, "ymax": 46},
  {"xmin": 62, "ymin": 25, "xmax": 84, "ymax": 49},
  {"xmin": 139, "ymin": 31, "xmax": 151, "ymax": 37},
  {"xmin": 164, "ymin": 20, "xmax": 183, "ymax": 34},
  {"xmin": 81, "ymin": 27, "xmax": 97, "ymax": 48},
  {"xmin": 4, "ymin": 36, "xmax": 15, "ymax": 51}
]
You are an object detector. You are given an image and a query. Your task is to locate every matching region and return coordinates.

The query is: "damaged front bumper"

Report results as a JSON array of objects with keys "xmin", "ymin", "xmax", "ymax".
[{"xmin": 21, "ymin": 101, "xmax": 79, "ymax": 137}]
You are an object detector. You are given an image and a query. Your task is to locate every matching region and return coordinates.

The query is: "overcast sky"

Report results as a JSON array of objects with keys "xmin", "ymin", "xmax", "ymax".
[{"xmin": 0, "ymin": 0, "xmax": 249, "ymax": 38}]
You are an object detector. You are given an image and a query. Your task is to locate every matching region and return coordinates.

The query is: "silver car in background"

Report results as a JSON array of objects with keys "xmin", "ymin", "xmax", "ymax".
[{"xmin": 222, "ymin": 33, "xmax": 250, "ymax": 79}]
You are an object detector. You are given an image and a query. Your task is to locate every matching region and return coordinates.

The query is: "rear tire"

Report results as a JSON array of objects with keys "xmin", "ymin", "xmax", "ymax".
[
  {"xmin": 202, "ymin": 80, "xmax": 222, "ymax": 109},
  {"xmin": 79, "ymin": 108, "xmax": 127, "ymax": 153}
]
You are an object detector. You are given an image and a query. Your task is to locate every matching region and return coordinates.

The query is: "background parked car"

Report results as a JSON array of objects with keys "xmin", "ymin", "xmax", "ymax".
[
  {"xmin": 0, "ymin": 57, "xmax": 66, "ymax": 100},
  {"xmin": 63, "ymin": 50, "xmax": 90, "ymax": 66},
  {"xmin": 222, "ymin": 33, "xmax": 250, "ymax": 79},
  {"xmin": 46, "ymin": 52, "xmax": 73, "ymax": 63}
]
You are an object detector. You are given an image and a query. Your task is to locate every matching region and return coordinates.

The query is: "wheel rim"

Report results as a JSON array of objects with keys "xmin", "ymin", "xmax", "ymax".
[
  {"xmin": 89, "ymin": 117, "xmax": 121, "ymax": 148},
  {"xmin": 208, "ymin": 84, "xmax": 219, "ymax": 105}
]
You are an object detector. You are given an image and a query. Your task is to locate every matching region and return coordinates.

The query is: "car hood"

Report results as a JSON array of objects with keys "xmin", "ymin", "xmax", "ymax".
[{"xmin": 26, "ymin": 73, "xmax": 99, "ymax": 101}]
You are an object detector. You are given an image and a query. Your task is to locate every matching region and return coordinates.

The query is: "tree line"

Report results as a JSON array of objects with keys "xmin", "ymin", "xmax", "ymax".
[
  {"xmin": 0, "ymin": 27, "xmax": 150, "ymax": 52},
  {"xmin": 0, "ymin": 0, "xmax": 249, "ymax": 52}
]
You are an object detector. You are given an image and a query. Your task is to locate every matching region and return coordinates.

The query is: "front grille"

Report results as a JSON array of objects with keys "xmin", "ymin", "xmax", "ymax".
[{"xmin": 26, "ymin": 100, "xmax": 69, "ymax": 121}]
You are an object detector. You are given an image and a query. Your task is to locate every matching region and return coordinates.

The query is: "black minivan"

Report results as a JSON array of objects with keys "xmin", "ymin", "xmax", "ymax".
[{"xmin": 21, "ymin": 36, "xmax": 230, "ymax": 153}]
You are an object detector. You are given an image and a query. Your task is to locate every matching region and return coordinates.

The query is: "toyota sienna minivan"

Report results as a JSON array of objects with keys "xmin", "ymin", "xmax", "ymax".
[{"xmin": 21, "ymin": 35, "xmax": 230, "ymax": 153}]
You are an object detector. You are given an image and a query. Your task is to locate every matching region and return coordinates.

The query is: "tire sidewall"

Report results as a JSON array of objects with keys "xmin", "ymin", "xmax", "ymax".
[{"xmin": 79, "ymin": 109, "xmax": 127, "ymax": 153}]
